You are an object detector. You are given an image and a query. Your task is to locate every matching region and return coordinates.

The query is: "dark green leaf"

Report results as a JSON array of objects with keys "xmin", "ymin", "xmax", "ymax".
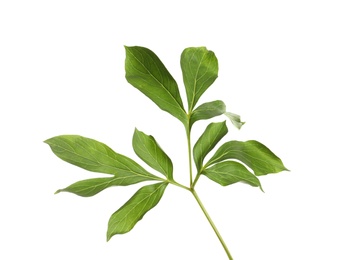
[
  {"xmin": 44, "ymin": 135, "xmax": 160, "ymax": 182},
  {"xmin": 107, "ymin": 182, "xmax": 168, "ymax": 241},
  {"xmin": 125, "ymin": 46, "xmax": 187, "ymax": 124},
  {"xmin": 203, "ymin": 161, "xmax": 262, "ymax": 189},
  {"xmin": 55, "ymin": 175, "xmax": 154, "ymax": 197},
  {"xmin": 181, "ymin": 47, "xmax": 218, "ymax": 111},
  {"xmin": 190, "ymin": 100, "xmax": 226, "ymax": 127},
  {"xmin": 193, "ymin": 121, "xmax": 228, "ymax": 171},
  {"xmin": 207, "ymin": 140, "xmax": 288, "ymax": 176},
  {"xmin": 225, "ymin": 112, "xmax": 245, "ymax": 129},
  {"xmin": 133, "ymin": 128, "xmax": 173, "ymax": 180}
]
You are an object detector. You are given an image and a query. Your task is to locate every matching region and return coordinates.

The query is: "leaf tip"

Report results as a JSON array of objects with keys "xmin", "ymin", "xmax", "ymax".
[
  {"xmin": 43, "ymin": 138, "xmax": 50, "ymax": 145},
  {"xmin": 106, "ymin": 232, "xmax": 112, "ymax": 242},
  {"xmin": 238, "ymin": 121, "xmax": 246, "ymax": 129},
  {"xmin": 259, "ymin": 185, "xmax": 265, "ymax": 193},
  {"xmin": 54, "ymin": 189, "xmax": 61, "ymax": 195},
  {"xmin": 224, "ymin": 111, "xmax": 245, "ymax": 130}
]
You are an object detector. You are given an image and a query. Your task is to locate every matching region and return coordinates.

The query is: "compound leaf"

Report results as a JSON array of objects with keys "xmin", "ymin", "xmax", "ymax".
[
  {"xmin": 203, "ymin": 161, "xmax": 262, "ymax": 189},
  {"xmin": 107, "ymin": 182, "xmax": 168, "ymax": 240},
  {"xmin": 133, "ymin": 128, "xmax": 173, "ymax": 180},
  {"xmin": 181, "ymin": 47, "xmax": 218, "ymax": 111},
  {"xmin": 193, "ymin": 121, "xmax": 228, "ymax": 171},
  {"xmin": 207, "ymin": 140, "xmax": 288, "ymax": 176},
  {"xmin": 125, "ymin": 46, "xmax": 187, "ymax": 124},
  {"xmin": 45, "ymin": 135, "xmax": 160, "ymax": 182}
]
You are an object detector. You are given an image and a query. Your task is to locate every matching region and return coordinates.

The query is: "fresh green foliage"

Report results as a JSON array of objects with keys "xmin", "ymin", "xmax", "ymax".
[
  {"xmin": 55, "ymin": 177, "xmax": 130, "ymax": 197},
  {"xmin": 181, "ymin": 47, "xmax": 218, "ymax": 111},
  {"xmin": 45, "ymin": 135, "xmax": 161, "ymax": 183},
  {"xmin": 125, "ymin": 46, "xmax": 187, "ymax": 124},
  {"xmin": 193, "ymin": 121, "xmax": 228, "ymax": 171},
  {"xmin": 190, "ymin": 100, "xmax": 226, "ymax": 127},
  {"xmin": 206, "ymin": 140, "xmax": 288, "ymax": 176},
  {"xmin": 107, "ymin": 182, "xmax": 168, "ymax": 240},
  {"xmin": 45, "ymin": 46, "xmax": 288, "ymax": 260},
  {"xmin": 203, "ymin": 161, "xmax": 263, "ymax": 190},
  {"xmin": 133, "ymin": 128, "xmax": 173, "ymax": 180}
]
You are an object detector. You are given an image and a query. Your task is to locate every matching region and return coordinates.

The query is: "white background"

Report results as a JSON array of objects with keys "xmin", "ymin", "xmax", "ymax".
[{"xmin": 1, "ymin": 1, "xmax": 341, "ymax": 259}]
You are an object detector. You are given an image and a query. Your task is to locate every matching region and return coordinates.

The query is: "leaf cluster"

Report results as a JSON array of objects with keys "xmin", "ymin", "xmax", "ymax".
[{"xmin": 45, "ymin": 46, "xmax": 288, "ymax": 255}]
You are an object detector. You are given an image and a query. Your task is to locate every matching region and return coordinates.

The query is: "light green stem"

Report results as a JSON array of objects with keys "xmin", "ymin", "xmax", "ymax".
[
  {"xmin": 183, "ymin": 113, "xmax": 233, "ymax": 259},
  {"xmin": 186, "ymin": 124, "xmax": 193, "ymax": 186},
  {"xmin": 191, "ymin": 171, "xmax": 201, "ymax": 189},
  {"xmin": 191, "ymin": 189, "xmax": 234, "ymax": 260}
]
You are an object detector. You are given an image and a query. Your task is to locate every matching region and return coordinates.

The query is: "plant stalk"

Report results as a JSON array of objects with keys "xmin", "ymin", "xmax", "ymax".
[
  {"xmin": 191, "ymin": 189, "xmax": 234, "ymax": 260},
  {"xmin": 185, "ymin": 123, "xmax": 193, "ymax": 186}
]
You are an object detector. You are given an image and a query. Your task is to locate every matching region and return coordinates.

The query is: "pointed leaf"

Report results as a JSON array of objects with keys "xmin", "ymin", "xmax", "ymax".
[
  {"xmin": 203, "ymin": 161, "xmax": 262, "ymax": 189},
  {"xmin": 190, "ymin": 100, "xmax": 226, "ymax": 127},
  {"xmin": 44, "ymin": 135, "xmax": 160, "ymax": 181},
  {"xmin": 55, "ymin": 175, "xmax": 154, "ymax": 197},
  {"xmin": 125, "ymin": 46, "xmax": 187, "ymax": 124},
  {"xmin": 207, "ymin": 140, "xmax": 288, "ymax": 176},
  {"xmin": 107, "ymin": 182, "xmax": 168, "ymax": 240},
  {"xmin": 193, "ymin": 121, "xmax": 228, "ymax": 171},
  {"xmin": 133, "ymin": 128, "xmax": 173, "ymax": 180},
  {"xmin": 225, "ymin": 112, "xmax": 245, "ymax": 129},
  {"xmin": 181, "ymin": 47, "xmax": 218, "ymax": 111}
]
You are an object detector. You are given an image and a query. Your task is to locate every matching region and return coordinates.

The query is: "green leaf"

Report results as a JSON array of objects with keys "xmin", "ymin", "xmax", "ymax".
[
  {"xmin": 193, "ymin": 121, "xmax": 228, "ymax": 171},
  {"xmin": 181, "ymin": 47, "xmax": 218, "ymax": 111},
  {"xmin": 107, "ymin": 182, "xmax": 168, "ymax": 240},
  {"xmin": 125, "ymin": 46, "xmax": 187, "ymax": 124},
  {"xmin": 225, "ymin": 112, "xmax": 245, "ymax": 129},
  {"xmin": 133, "ymin": 128, "xmax": 173, "ymax": 180},
  {"xmin": 190, "ymin": 100, "xmax": 226, "ymax": 127},
  {"xmin": 207, "ymin": 140, "xmax": 288, "ymax": 176},
  {"xmin": 203, "ymin": 161, "xmax": 262, "ymax": 189},
  {"xmin": 55, "ymin": 175, "xmax": 154, "ymax": 197},
  {"xmin": 45, "ymin": 135, "xmax": 160, "ymax": 182}
]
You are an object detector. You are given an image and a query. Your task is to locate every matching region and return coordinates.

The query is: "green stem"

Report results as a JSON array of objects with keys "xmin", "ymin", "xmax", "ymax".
[
  {"xmin": 168, "ymin": 180, "xmax": 191, "ymax": 191},
  {"xmin": 191, "ymin": 189, "xmax": 234, "ymax": 260},
  {"xmin": 186, "ymin": 123, "xmax": 193, "ymax": 186},
  {"xmin": 192, "ymin": 172, "xmax": 200, "ymax": 189}
]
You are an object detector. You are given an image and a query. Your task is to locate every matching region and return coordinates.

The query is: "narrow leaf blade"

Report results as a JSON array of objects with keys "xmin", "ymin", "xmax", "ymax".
[
  {"xmin": 125, "ymin": 46, "xmax": 187, "ymax": 124},
  {"xmin": 203, "ymin": 161, "xmax": 262, "ymax": 189},
  {"xmin": 55, "ymin": 175, "xmax": 155, "ymax": 197},
  {"xmin": 45, "ymin": 135, "xmax": 160, "ymax": 181},
  {"xmin": 207, "ymin": 140, "xmax": 289, "ymax": 176},
  {"xmin": 133, "ymin": 128, "xmax": 173, "ymax": 179},
  {"xmin": 190, "ymin": 100, "xmax": 226, "ymax": 127},
  {"xmin": 107, "ymin": 182, "xmax": 168, "ymax": 241},
  {"xmin": 193, "ymin": 121, "xmax": 228, "ymax": 171},
  {"xmin": 181, "ymin": 47, "xmax": 218, "ymax": 111}
]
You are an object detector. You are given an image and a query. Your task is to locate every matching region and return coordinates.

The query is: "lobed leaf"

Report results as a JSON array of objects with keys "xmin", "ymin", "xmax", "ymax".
[
  {"xmin": 181, "ymin": 47, "xmax": 218, "ymax": 111},
  {"xmin": 207, "ymin": 140, "xmax": 288, "ymax": 176},
  {"xmin": 203, "ymin": 161, "xmax": 262, "ymax": 189},
  {"xmin": 190, "ymin": 100, "xmax": 226, "ymax": 127},
  {"xmin": 193, "ymin": 121, "xmax": 228, "ymax": 171},
  {"xmin": 125, "ymin": 46, "xmax": 187, "ymax": 124},
  {"xmin": 45, "ymin": 135, "xmax": 161, "ymax": 182},
  {"xmin": 133, "ymin": 128, "xmax": 173, "ymax": 180},
  {"xmin": 107, "ymin": 182, "xmax": 168, "ymax": 241}
]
